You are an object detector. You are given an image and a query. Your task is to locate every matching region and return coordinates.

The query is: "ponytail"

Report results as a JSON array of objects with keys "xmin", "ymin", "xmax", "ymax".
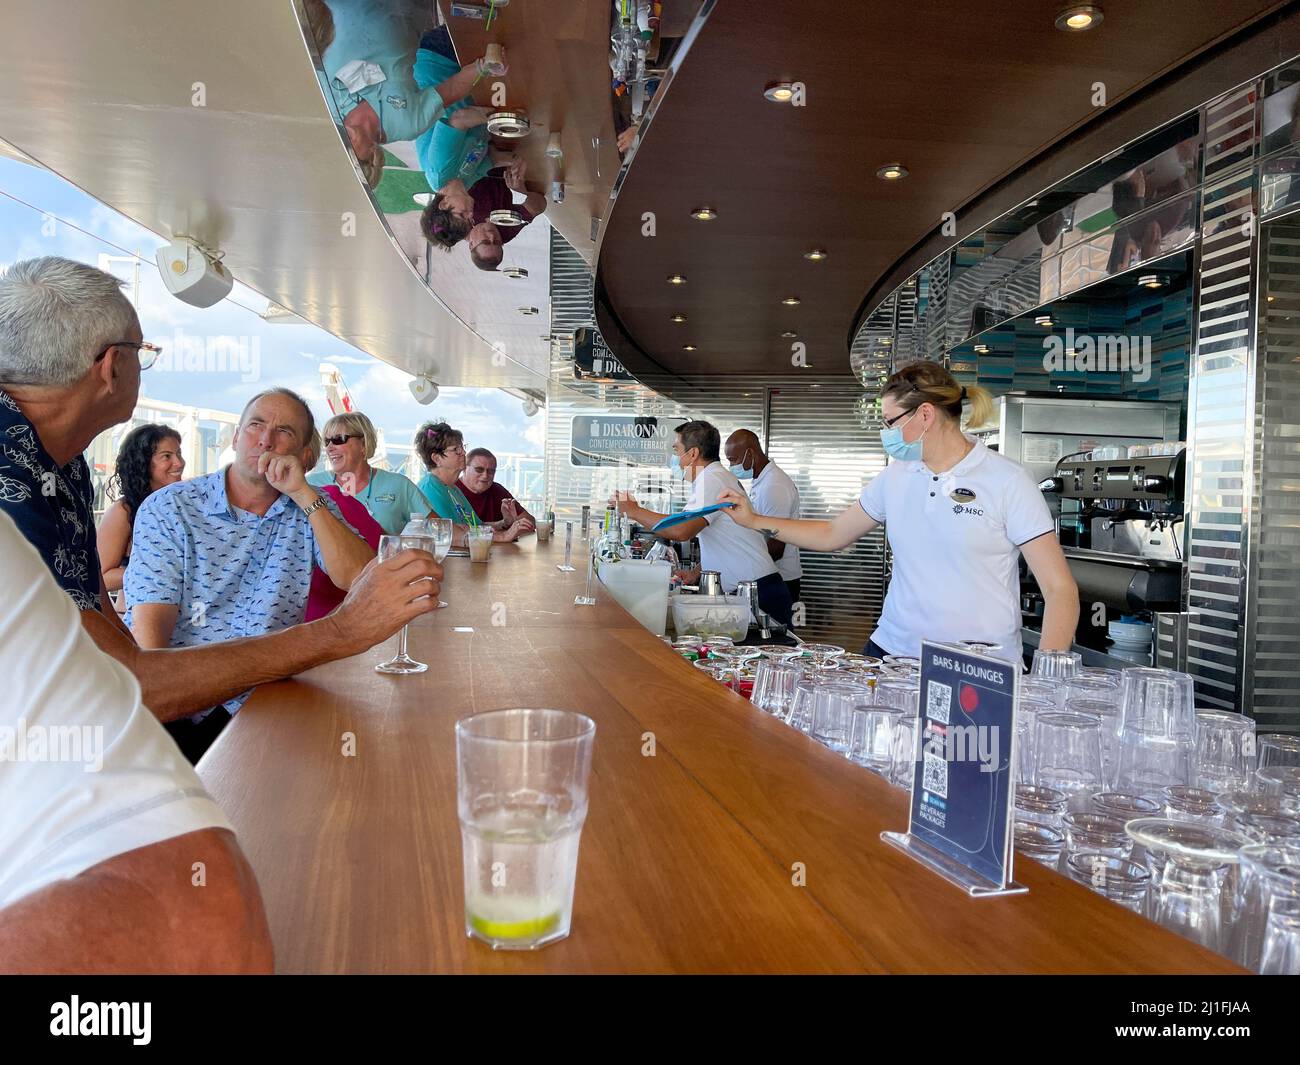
[{"xmin": 881, "ymin": 361, "xmax": 996, "ymax": 430}]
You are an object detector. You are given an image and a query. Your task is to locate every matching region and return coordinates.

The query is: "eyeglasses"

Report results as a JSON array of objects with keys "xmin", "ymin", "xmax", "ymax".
[
  {"xmin": 95, "ymin": 339, "xmax": 162, "ymax": 371},
  {"xmin": 880, "ymin": 406, "xmax": 919, "ymax": 430},
  {"xmin": 325, "ymin": 434, "xmax": 361, "ymax": 447},
  {"xmin": 467, "ymin": 464, "xmax": 497, "ymax": 476},
  {"xmin": 439, "ymin": 444, "xmax": 466, "ymax": 456}
]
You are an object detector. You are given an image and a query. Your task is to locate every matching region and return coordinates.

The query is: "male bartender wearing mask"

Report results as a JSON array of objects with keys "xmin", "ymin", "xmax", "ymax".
[
  {"xmin": 613, "ymin": 420, "xmax": 793, "ymax": 626},
  {"xmin": 717, "ymin": 362, "xmax": 1078, "ymax": 662},
  {"xmin": 723, "ymin": 429, "xmax": 803, "ymax": 609}
]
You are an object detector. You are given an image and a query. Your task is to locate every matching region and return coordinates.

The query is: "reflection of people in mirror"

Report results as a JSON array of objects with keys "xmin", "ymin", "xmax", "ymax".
[
  {"xmin": 306, "ymin": 1, "xmax": 498, "ymax": 188},
  {"xmin": 466, "ymin": 156, "xmax": 547, "ymax": 270}
]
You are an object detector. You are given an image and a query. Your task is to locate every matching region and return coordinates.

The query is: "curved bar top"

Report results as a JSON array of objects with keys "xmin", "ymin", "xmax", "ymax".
[{"xmin": 198, "ymin": 540, "xmax": 1243, "ymax": 974}]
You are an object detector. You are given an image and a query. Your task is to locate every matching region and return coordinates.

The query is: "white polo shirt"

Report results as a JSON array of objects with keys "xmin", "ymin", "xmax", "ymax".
[
  {"xmin": 688, "ymin": 461, "xmax": 778, "ymax": 592},
  {"xmin": 859, "ymin": 437, "xmax": 1054, "ymax": 662},
  {"xmin": 748, "ymin": 461, "xmax": 802, "ymax": 582},
  {"xmin": 0, "ymin": 511, "xmax": 233, "ymax": 908}
]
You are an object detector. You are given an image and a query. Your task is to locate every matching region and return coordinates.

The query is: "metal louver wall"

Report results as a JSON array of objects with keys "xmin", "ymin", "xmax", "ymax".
[
  {"xmin": 547, "ymin": 230, "xmax": 887, "ymax": 644},
  {"xmin": 1246, "ymin": 218, "xmax": 1300, "ymax": 734},
  {"xmin": 1184, "ymin": 82, "xmax": 1260, "ymax": 713}
]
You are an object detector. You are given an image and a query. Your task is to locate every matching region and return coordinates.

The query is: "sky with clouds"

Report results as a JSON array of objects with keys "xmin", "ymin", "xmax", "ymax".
[{"xmin": 0, "ymin": 157, "xmax": 544, "ymax": 460}]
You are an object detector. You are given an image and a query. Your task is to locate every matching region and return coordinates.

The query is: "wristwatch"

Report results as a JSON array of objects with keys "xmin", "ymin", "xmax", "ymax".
[{"xmin": 300, "ymin": 494, "xmax": 329, "ymax": 518}]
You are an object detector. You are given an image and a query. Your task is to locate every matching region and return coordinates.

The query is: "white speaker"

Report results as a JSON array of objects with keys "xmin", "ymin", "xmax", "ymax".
[
  {"xmin": 409, "ymin": 375, "xmax": 439, "ymax": 405},
  {"xmin": 155, "ymin": 238, "xmax": 233, "ymax": 308}
]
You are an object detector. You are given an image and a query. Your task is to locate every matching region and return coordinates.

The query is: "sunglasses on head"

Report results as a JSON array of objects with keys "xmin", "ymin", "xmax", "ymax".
[{"xmin": 325, "ymin": 434, "xmax": 360, "ymax": 446}]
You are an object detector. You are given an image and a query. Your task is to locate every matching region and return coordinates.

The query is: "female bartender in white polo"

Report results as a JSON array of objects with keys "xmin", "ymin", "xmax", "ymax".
[{"xmin": 717, "ymin": 361, "xmax": 1079, "ymax": 662}]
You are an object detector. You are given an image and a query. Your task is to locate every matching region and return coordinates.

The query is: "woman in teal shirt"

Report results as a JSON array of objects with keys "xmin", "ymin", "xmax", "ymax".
[
  {"xmin": 416, "ymin": 422, "xmax": 531, "ymax": 546},
  {"xmin": 307, "ymin": 411, "xmax": 431, "ymax": 535}
]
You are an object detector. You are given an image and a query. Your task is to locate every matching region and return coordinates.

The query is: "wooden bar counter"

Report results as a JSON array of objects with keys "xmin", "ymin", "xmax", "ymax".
[{"xmin": 199, "ymin": 538, "xmax": 1244, "ymax": 974}]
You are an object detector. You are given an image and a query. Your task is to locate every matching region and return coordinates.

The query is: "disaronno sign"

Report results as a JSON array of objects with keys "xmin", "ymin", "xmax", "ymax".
[{"xmin": 570, "ymin": 415, "xmax": 674, "ymax": 468}]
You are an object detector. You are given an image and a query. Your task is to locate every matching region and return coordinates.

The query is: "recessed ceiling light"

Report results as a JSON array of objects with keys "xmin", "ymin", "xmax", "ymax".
[
  {"xmin": 1268, "ymin": 295, "xmax": 1276, "ymax": 302},
  {"xmin": 764, "ymin": 82, "xmax": 794, "ymax": 103},
  {"xmin": 682, "ymin": 344, "xmax": 697, "ymax": 351},
  {"xmin": 804, "ymin": 249, "xmax": 828, "ymax": 261},
  {"xmin": 502, "ymin": 266, "xmax": 528, "ymax": 279},
  {"xmin": 690, "ymin": 207, "xmax": 717, "ymax": 221},
  {"xmin": 1034, "ymin": 314, "xmax": 1053, "ymax": 327},
  {"xmin": 974, "ymin": 344, "xmax": 990, "ymax": 354},
  {"xmin": 876, "ymin": 164, "xmax": 908, "ymax": 181},
  {"xmin": 782, "ymin": 296, "xmax": 801, "ymax": 306},
  {"xmin": 781, "ymin": 331, "xmax": 798, "ymax": 338},
  {"xmin": 667, "ymin": 274, "xmax": 687, "ymax": 285},
  {"xmin": 1055, "ymin": 4, "xmax": 1103, "ymax": 31},
  {"xmin": 518, "ymin": 306, "xmax": 539, "ymax": 316},
  {"xmin": 670, "ymin": 314, "xmax": 687, "ymax": 323},
  {"xmin": 1137, "ymin": 274, "xmax": 1164, "ymax": 289}
]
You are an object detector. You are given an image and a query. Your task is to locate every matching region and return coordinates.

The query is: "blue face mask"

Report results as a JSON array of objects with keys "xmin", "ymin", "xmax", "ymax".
[
  {"xmin": 669, "ymin": 453, "xmax": 685, "ymax": 479},
  {"xmin": 729, "ymin": 450, "xmax": 752, "ymax": 480},
  {"xmin": 880, "ymin": 409, "xmax": 927, "ymax": 461}
]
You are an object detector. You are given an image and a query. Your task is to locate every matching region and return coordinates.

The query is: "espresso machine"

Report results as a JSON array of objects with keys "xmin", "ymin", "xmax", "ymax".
[{"xmin": 979, "ymin": 394, "xmax": 1186, "ymax": 666}]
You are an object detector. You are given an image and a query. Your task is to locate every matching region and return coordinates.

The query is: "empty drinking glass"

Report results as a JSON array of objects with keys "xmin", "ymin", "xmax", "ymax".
[
  {"xmin": 1015, "ymin": 821, "xmax": 1066, "ymax": 867},
  {"xmin": 751, "ymin": 659, "xmax": 799, "ymax": 717},
  {"xmin": 1163, "ymin": 785, "xmax": 1223, "ymax": 825},
  {"xmin": 1035, "ymin": 711, "xmax": 1104, "ymax": 806},
  {"xmin": 1193, "ymin": 709, "xmax": 1255, "ymax": 793},
  {"xmin": 1015, "ymin": 697, "xmax": 1055, "ymax": 788},
  {"xmin": 1062, "ymin": 811, "xmax": 1132, "ymax": 859},
  {"xmin": 1015, "ymin": 784, "xmax": 1068, "ymax": 829},
  {"xmin": 1065, "ymin": 695, "xmax": 1121, "ymax": 784},
  {"xmin": 1257, "ymin": 735, "xmax": 1300, "ymax": 803},
  {"xmin": 693, "ymin": 658, "xmax": 740, "ymax": 692},
  {"xmin": 374, "ymin": 534, "xmax": 428, "ymax": 674},
  {"xmin": 874, "ymin": 676, "xmax": 920, "ymax": 716},
  {"xmin": 428, "ymin": 518, "xmax": 453, "ymax": 608},
  {"xmin": 799, "ymin": 644, "xmax": 845, "ymax": 668},
  {"xmin": 787, "ymin": 676, "xmax": 825, "ymax": 734},
  {"xmin": 1031, "ymin": 649, "xmax": 1082, "ymax": 680},
  {"xmin": 1059, "ymin": 674, "xmax": 1120, "ymax": 711},
  {"xmin": 811, "ymin": 681, "xmax": 872, "ymax": 755},
  {"xmin": 1125, "ymin": 818, "xmax": 1250, "ymax": 954},
  {"xmin": 1019, "ymin": 678, "xmax": 1058, "ymax": 706},
  {"xmin": 890, "ymin": 714, "xmax": 920, "ymax": 790},
  {"xmin": 1229, "ymin": 812, "xmax": 1300, "ymax": 845},
  {"xmin": 1236, "ymin": 844, "xmax": 1300, "ymax": 974},
  {"xmin": 1066, "ymin": 853, "xmax": 1151, "ymax": 914},
  {"xmin": 1113, "ymin": 668, "xmax": 1196, "ymax": 796},
  {"xmin": 1091, "ymin": 791, "xmax": 1161, "ymax": 822},
  {"xmin": 849, "ymin": 704, "xmax": 905, "ymax": 774}
]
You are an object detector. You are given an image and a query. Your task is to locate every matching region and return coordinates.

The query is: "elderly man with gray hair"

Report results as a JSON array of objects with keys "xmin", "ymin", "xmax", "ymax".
[
  {"xmin": 307, "ymin": 409, "xmax": 432, "ymax": 535},
  {"xmin": 0, "ymin": 256, "xmax": 442, "ymax": 762}
]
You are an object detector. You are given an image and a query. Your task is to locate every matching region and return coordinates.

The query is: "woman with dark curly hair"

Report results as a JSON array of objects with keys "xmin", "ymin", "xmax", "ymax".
[{"xmin": 97, "ymin": 424, "xmax": 185, "ymax": 601}]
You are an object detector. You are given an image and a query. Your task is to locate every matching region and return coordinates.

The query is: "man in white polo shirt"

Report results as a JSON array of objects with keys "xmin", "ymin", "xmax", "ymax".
[
  {"xmin": 0, "ymin": 511, "xmax": 273, "ymax": 972},
  {"xmin": 724, "ymin": 429, "xmax": 803, "ymax": 608},
  {"xmin": 613, "ymin": 420, "xmax": 793, "ymax": 626}
]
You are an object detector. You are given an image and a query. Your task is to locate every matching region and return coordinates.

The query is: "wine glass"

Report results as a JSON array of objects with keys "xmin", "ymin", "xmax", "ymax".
[
  {"xmin": 374, "ymin": 534, "xmax": 428, "ymax": 675},
  {"xmin": 428, "ymin": 518, "xmax": 452, "ymax": 609}
]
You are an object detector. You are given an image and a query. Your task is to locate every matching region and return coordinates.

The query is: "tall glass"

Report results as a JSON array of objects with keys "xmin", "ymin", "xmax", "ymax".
[
  {"xmin": 1034, "ymin": 711, "xmax": 1104, "ymax": 806},
  {"xmin": 455, "ymin": 708, "xmax": 596, "ymax": 950},
  {"xmin": 1257, "ymin": 735, "xmax": 1300, "ymax": 804},
  {"xmin": 849, "ymin": 704, "xmax": 905, "ymax": 774},
  {"xmin": 1236, "ymin": 844, "xmax": 1300, "ymax": 974},
  {"xmin": 468, "ymin": 524, "xmax": 493, "ymax": 562},
  {"xmin": 429, "ymin": 518, "xmax": 453, "ymax": 609},
  {"xmin": 1113, "ymin": 668, "xmax": 1196, "ymax": 796},
  {"xmin": 1194, "ymin": 709, "xmax": 1255, "ymax": 793},
  {"xmin": 374, "ymin": 534, "xmax": 428, "ymax": 674},
  {"xmin": 811, "ymin": 681, "xmax": 872, "ymax": 754}
]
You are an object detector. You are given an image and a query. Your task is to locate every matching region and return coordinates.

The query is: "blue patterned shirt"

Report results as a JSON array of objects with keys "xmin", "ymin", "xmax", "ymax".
[
  {"xmin": 0, "ymin": 388, "xmax": 99, "ymax": 611},
  {"xmin": 124, "ymin": 470, "xmax": 361, "ymax": 715}
]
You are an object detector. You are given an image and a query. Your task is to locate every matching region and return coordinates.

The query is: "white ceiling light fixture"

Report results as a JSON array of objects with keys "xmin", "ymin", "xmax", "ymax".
[
  {"xmin": 522, "ymin": 397, "xmax": 541, "ymax": 417},
  {"xmin": 409, "ymin": 375, "xmax": 439, "ymax": 405},
  {"xmin": 155, "ymin": 236, "xmax": 232, "ymax": 308},
  {"xmin": 1055, "ymin": 4, "xmax": 1104, "ymax": 31}
]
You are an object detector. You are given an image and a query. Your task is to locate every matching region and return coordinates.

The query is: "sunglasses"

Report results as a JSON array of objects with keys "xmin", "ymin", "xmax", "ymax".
[{"xmin": 325, "ymin": 434, "xmax": 361, "ymax": 446}]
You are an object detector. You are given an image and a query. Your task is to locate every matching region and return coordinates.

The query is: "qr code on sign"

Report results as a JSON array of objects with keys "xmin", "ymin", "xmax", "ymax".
[
  {"xmin": 923, "ymin": 753, "xmax": 948, "ymax": 798},
  {"xmin": 926, "ymin": 681, "xmax": 951, "ymax": 724}
]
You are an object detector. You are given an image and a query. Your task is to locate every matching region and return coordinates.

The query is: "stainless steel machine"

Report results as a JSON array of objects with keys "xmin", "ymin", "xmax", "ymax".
[{"xmin": 978, "ymin": 394, "xmax": 1186, "ymax": 667}]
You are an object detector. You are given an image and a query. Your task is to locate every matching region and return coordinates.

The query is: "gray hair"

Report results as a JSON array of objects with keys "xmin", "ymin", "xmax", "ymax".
[
  {"xmin": 0, "ymin": 256, "xmax": 139, "ymax": 387},
  {"xmin": 323, "ymin": 410, "xmax": 378, "ymax": 461}
]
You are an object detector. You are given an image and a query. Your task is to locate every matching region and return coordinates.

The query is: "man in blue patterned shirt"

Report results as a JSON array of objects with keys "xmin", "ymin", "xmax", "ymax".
[
  {"xmin": 0, "ymin": 257, "xmax": 442, "ymax": 762},
  {"xmin": 125, "ymin": 388, "xmax": 376, "ymax": 714}
]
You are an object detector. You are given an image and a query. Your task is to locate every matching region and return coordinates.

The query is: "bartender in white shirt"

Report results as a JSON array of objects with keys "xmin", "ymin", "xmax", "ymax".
[
  {"xmin": 724, "ymin": 429, "xmax": 803, "ymax": 608},
  {"xmin": 613, "ymin": 420, "xmax": 793, "ymax": 626},
  {"xmin": 717, "ymin": 362, "xmax": 1078, "ymax": 663}
]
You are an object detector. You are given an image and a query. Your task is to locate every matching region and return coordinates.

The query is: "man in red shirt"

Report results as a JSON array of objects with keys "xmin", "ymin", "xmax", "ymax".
[
  {"xmin": 467, "ymin": 155, "xmax": 547, "ymax": 271},
  {"xmin": 458, "ymin": 448, "xmax": 536, "ymax": 530}
]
